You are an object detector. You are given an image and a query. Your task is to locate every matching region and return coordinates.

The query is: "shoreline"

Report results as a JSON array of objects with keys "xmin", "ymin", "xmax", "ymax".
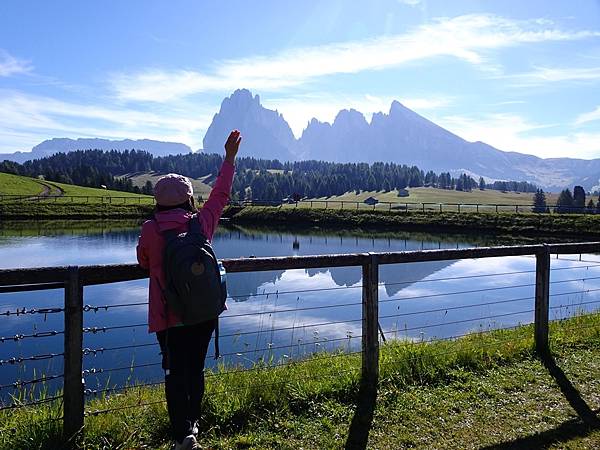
[
  {"xmin": 3, "ymin": 202, "xmax": 600, "ymax": 239},
  {"xmin": 228, "ymin": 206, "xmax": 600, "ymax": 239}
]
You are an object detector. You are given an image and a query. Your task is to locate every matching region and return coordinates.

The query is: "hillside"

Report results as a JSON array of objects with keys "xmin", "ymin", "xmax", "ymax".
[
  {"xmin": 311, "ymin": 187, "xmax": 559, "ymax": 207},
  {"xmin": 0, "ymin": 172, "xmax": 150, "ymax": 199}
]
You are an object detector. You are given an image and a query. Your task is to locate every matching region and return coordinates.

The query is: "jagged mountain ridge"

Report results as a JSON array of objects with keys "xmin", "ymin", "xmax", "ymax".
[
  {"xmin": 203, "ymin": 89, "xmax": 296, "ymax": 161},
  {"xmin": 208, "ymin": 90, "xmax": 599, "ymax": 191},
  {"xmin": 0, "ymin": 138, "xmax": 191, "ymax": 164}
]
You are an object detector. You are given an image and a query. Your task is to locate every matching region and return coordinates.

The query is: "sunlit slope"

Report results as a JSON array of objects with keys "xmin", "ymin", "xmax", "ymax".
[
  {"xmin": 311, "ymin": 187, "xmax": 558, "ymax": 206},
  {"xmin": 0, "ymin": 172, "xmax": 151, "ymax": 199}
]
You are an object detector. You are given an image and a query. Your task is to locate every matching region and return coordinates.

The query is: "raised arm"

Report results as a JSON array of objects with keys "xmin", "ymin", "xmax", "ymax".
[{"xmin": 198, "ymin": 130, "xmax": 241, "ymax": 240}]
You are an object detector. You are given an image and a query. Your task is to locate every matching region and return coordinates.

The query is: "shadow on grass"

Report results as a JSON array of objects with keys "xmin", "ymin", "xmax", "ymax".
[
  {"xmin": 344, "ymin": 381, "xmax": 377, "ymax": 450},
  {"xmin": 481, "ymin": 351, "xmax": 600, "ymax": 450}
]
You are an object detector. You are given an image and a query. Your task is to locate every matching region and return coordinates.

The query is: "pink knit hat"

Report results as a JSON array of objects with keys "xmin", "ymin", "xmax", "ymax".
[{"xmin": 154, "ymin": 173, "xmax": 194, "ymax": 206}]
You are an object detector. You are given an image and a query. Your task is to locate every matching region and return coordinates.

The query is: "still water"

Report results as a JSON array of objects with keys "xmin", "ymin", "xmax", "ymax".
[{"xmin": 1, "ymin": 222, "xmax": 598, "ymax": 401}]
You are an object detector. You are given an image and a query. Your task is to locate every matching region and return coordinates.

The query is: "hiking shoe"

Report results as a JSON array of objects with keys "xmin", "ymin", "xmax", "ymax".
[{"xmin": 174, "ymin": 434, "xmax": 200, "ymax": 450}]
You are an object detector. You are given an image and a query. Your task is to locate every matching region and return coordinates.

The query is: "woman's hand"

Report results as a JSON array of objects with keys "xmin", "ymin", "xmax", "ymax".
[{"xmin": 224, "ymin": 130, "xmax": 241, "ymax": 165}]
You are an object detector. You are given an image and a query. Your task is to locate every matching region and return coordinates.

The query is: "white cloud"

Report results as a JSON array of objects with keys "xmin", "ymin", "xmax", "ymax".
[
  {"xmin": 0, "ymin": 90, "xmax": 214, "ymax": 153},
  {"xmin": 501, "ymin": 66, "xmax": 600, "ymax": 86},
  {"xmin": 575, "ymin": 106, "xmax": 600, "ymax": 125},
  {"xmin": 0, "ymin": 49, "xmax": 32, "ymax": 77},
  {"xmin": 437, "ymin": 113, "xmax": 600, "ymax": 159},
  {"xmin": 111, "ymin": 14, "xmax": 600, "ymax": 103},
  {"xmin": 263, "ymin": 93, "xmax": 452, "ymax": 137}
]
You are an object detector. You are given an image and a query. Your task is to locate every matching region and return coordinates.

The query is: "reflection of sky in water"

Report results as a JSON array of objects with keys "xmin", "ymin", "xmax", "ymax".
[{"xmin": 1, "ymin": 226, "xmax": 599, "ymax": 401}]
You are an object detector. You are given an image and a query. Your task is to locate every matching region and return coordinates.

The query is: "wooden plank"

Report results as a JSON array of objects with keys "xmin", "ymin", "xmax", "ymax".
[
  {"xmin": 362, "ymin": 253, "xmax": 379, "ymax": 388},
  {"xmin": 79, "ymin": 264, "xmax": 148, "ymax": 285},
  {"xmin": 2, "ymin": 242, "xmax": 599, "ymax": 289},
  {"xmin": 222, "ymin": 253, "xmax": 369, "ymax": 273},
  {"xmin": 0, "ymin": 267, "xmax": 69, "ymax": 286},
  {"xmin": 63, "ymin": 266, "xmax": 84, "ymax": 440},
  {"xmin": 535, "ymin": 246, "xmax": 551, "ymax": 355}
]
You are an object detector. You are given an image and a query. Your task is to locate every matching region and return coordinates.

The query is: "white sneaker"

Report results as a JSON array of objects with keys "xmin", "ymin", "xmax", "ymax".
[{"xmin": 174, "ymin": 434, "xmax": 200, "ymax": 450}]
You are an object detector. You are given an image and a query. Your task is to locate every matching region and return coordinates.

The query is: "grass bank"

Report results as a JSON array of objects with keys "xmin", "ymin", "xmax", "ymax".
[
  {"xmin": 0, "ymin": 201, "xmax": 154, "ymax": 220},
  {"xmin": 230, "ymin": 206, "xmax": 600, "ymax": 238},
  {"xmin": 2, "ymin": 313, "xmax": 599, "ymax": 449}
]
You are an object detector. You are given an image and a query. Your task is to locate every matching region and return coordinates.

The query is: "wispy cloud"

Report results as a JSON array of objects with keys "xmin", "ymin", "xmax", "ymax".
[
  {"xmin": 263, "ymin": 93, "xmax": 452, "ymax": 137},
  {"xmin": 111, "ymin": 14, "xmax": 600, "ymax": 103},
  {"xmin": 397, "ymin": 0, "xmax": 423, "ymax": 6},
  {"xmin": 0, "ymin": 90, "xmax": 213, "ymax": 153},
  {"xmin": 575, "ymin": 106, "xmax": 600, "ymax": 125},
  {"xmin": 0, "ymin": 49, "xmax": 32, "ymax": 77},
  {"xmin": 501, "ymin": 66, "xmax": 600, "ymax": 85},
  {"xmin": 437, "ymin": 113, "xmax": 600, "ymax": 159}
]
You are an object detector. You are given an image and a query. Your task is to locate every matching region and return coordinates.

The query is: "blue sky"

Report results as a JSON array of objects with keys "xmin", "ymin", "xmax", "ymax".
[{"xmin": 1, "ymin": 0, "xmax": 599, "ymax": 158}]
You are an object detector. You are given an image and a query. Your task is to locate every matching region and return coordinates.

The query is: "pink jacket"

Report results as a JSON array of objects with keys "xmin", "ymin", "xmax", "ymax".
[{"xmin": 136, "ymin": 161, "xmax": 235, "ymax": 333}]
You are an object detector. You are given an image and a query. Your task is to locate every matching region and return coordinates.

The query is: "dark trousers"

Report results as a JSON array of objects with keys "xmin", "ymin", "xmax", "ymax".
[{"xmin": 156, "ymin": 320, "xmax": 215, "ymax": 442}]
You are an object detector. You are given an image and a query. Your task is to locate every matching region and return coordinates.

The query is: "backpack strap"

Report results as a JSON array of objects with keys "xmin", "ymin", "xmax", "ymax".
[
  {"xmin": 187, "ymin": 213, "xmax": 208, "ymax": 239},
  {"xmin": 153, "ymin": 214, "xmax": 179, "ymax": 242}
]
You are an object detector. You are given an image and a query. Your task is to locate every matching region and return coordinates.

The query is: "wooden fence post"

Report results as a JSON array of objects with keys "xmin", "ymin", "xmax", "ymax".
[
  {"xmin": 535, "ymin": 245, "xmax": 550, "ymax": 355},
  {"xmin": 362, "ymin": 253, "xmax": 379, "ymax": 388},
  {"xmin": 64, "ymin": 266, "xmax": 84, "ymax": 440}
]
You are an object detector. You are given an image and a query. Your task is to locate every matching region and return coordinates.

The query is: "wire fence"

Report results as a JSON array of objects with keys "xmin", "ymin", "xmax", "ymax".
[
  {"xmin": 1, "ymin": 242, "xmax": 600, "ymax": 439},
  {"xmin": 2, "ymin": 193, "xmax": 598, "ymax": 215}
]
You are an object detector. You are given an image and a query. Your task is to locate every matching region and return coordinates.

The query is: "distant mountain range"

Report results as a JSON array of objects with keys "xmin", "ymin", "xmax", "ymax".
[
  {"xmin": 0, "ymin": 138, "xmax": 191, "ymax": 164},
  {"xmin": 1, "ymin": 89, "xmax": 599, "ymax": 191},
  {"xmin": 206, "ymin": 89, "xmax": 600, "ymax": 191}
]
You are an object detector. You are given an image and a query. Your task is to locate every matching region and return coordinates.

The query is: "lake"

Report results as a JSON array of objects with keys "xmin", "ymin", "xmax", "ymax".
[{"xmin": 1, "ymin": 221, "xmax": 599, "ymax": 402}]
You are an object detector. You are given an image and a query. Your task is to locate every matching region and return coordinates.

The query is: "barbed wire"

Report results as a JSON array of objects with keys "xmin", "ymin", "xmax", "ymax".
[
  {"xmin": 379, "ymin": 295, "xmax": 534, "ymax": 320},
  {"xmin": 85, "ymin": 399, "xmax": 165, "ymax": 417},
  {"xmin": 380, "ymin": 282, "xmax": 536, "ymax": 305},
  {"xmin": 83, "ymin": 302, "xmax": 146, "ymax": 312},
  {"xmin": 82, "ymin": 342, "xmax": 157, "ymax": 356},
  {"xmin": 83, "ymin": 361, "xmax": 162, "ymax": 376},
  {"xmin": 380, "ymin": 308, "xmax": 534, "ymax": 334},
  {"xmin": 0, "ymin": 306, "xmax": 64, "ymax": 317},
  {"xmin": 550, "ymin": 276, "xmax": 600, "ymax": 285},
  {"xmin": 84, "ymin": 380, "xmax": 165, "ymax": 398},
  {"xmin": 0, "ymin": 374, "xmax": 63, "ymax": 391},
  {"xmin": 0, "ymin": 394, "xmax": 63, "ymax": 411},
  {"xmin": 0, "ymin": 352, "xmax": 63, "ymax": 366},
  {"xmin": 550, "ymin": 287, "xmax": 600, "ymax": 298},
  {"xmin": 0, "ymin": 330, "xmax": 63, "ymax": 343},
  {"xmin": 218, "ymin": 317, "xmax": 363, "ymax": 339},
  {"xmin": 83, "ymin": 323, "xmax": 146, "ymax": 334}
]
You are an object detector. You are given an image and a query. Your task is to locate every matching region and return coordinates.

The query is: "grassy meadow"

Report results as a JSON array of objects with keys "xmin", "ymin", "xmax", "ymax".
[
  {"xmin": 0, "ymin": 172, "xmax": 152, "ymax": 200},
  {"xmin": 304, "ymin": 187, "xmax": 560, "ymax": 213}
]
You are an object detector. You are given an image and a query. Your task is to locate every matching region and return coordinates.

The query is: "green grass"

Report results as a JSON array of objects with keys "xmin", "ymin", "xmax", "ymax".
[
  {"xmin": 2, "ymin": 313, "xmax": 599, "ymax": 449},
  {"xmin": 230, "ymin": 206, "xmax": 600, "ymax": 238},
  {"xmin": 0, "ymin": 201, "xmax": 155, "ymax": 220},
  {"xmin": 0, "ymin": 172, "xmax": 47, "ymax": 196},
  {"xmin": 0, "ymin": 172, "xmax": 153, "ymax": 203},
  {"xmin": 310, "ymin": 187, "xmax": 559, "ymax": 210}
]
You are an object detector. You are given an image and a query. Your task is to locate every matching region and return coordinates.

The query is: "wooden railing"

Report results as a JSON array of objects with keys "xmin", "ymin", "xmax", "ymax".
[{"xmin": 1, "ymin": 241, "xmax": 600, "ymax": 438}]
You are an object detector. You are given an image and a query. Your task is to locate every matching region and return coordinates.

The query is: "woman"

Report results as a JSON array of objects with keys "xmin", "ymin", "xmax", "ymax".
[{"xmin": 137, "ymin": 130, "xmax": 241, "ymax": 450}]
